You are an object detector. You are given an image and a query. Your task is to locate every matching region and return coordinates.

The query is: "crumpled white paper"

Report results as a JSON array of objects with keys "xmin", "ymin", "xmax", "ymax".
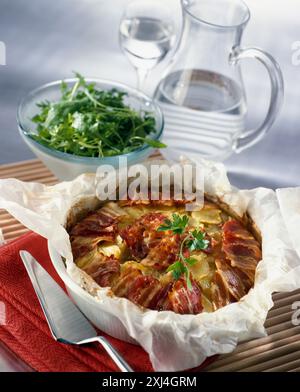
[
  {"xmin": 1, "ymin": 160, "xmax": 300, "ymax": 371},
  {"xmin": 277, "ymin": 188, "xmax": 300, "ymax": 266},
  {"xmin": 0, "ymin": 228, "xmax": 4, "ymax": 245}
]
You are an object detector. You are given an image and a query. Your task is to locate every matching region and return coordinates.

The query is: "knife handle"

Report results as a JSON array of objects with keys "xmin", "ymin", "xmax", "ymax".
[{"xmin": 93, "ymin": 336, "xmax": 134, "ymax": 372}]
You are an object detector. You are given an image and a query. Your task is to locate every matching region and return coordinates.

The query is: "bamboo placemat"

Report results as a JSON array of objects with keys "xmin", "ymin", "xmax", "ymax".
[{"xmin": 0, "ymin": 159, "xmax": 299, "ymax": 372}]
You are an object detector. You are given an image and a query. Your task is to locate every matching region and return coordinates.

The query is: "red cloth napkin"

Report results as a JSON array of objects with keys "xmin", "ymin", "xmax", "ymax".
[{"xmin": 0, "ymin": 232, "xmax": 214, "ymax": 372}]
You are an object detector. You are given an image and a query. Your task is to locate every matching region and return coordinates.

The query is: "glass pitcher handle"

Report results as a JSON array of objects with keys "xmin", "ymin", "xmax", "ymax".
[{"xmin": 229, "ymin": 46, "xmax": 284, "ymax": 153}]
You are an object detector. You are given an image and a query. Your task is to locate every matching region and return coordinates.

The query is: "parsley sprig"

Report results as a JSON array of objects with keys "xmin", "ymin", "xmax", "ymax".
[
  {"xmin": 157, "ymin": 214, "xmax": 209, "ymax": 289},
  {"xmin": 157, "ymin": 213, "xmax": 189, "ymax": 234},
  {"xmin": 30, "ymin": 73, "xmax": 166, "ymax": 158}
]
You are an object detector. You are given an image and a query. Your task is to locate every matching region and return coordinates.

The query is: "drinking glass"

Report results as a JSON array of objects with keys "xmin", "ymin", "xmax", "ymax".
[{"xmin": 119, "ymin": 0, "xmax": 176, "ymax": 91}]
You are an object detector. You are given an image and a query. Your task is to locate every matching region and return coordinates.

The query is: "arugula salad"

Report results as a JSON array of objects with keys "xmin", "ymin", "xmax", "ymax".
[{"xmin": 30, "ymin": 74, "xmax": 166, "ymax": 158}]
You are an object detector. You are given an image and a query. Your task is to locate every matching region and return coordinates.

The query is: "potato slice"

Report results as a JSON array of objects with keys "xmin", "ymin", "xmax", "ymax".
[
  {"xmin": 100, "ymin": 202, "xmax": 127, "ymax": 218},
  {"xmin": 189, "ymin": 253, "xmax": 211, "ymax": 281},
  {"xmin": 123, "ymin": 206, "xmax": 148, "ymax": 219},
  {"xmin": 99, "ymin": 235, "xmax": 127, "ymax": 260},
  {"xmin": 202, "ymin": 294, "xmax": 213, "ymax": 313},
  {"xmin": 191, "ymin": 203, "xmax": 222, "ymax": 225},
  {"xmin": 121, "ymin": 260, "xmax": 159, "ymax": 278},
  {"xmin": 76, "ymin": 248, "xmax": 98, "ymax": 269},
  {"xmin": 197, "ymin": 269, "xmax": 216, "ymax": 296}
]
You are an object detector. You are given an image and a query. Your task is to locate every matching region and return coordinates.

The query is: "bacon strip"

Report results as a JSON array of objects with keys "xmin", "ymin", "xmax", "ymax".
[
  {"xmin": 141, "ymin": 235, "xmax": 181, "ymax": 271},
  {"xmin": 112, "ymin": 263, "xmax": 203, "ymax": 314},
  {"xmin": 120, "ymin": 212, "xmax": 166, "ymax": 259},
  {"xmin": 161, "ymin": 278, "xmax": 203, "ymax": 314},
  {"xmin": 222, "ymin": 220, "xmax": 261, "ymax": 281},
  {"xmin": 70, "ymin": 210, "xmax": 117, "ymax": 239},
  {"xmin": 112, "ymin": 265, "xmax": 163, "ymax": 309},
  {"xmin": 127, "ymin": 275, "xmax": 163, "ymax": 309},
  {"xmin": 83, "ymin": 253, "xmax": 120, "ymax": 287},
  {"xmin": 112, "ymin": 268, "xmax": 142, "ymax": 297},
  {"xmin": 211, "ymin": 271, "xmax": 232, "ymax": 310},
  {"xmin": 70, "ymin": 210, "xmax": 119, "ymax": 260},
  {"xmin": 215, "ymin": 258, "xmax": 247, "ymax": 301},
  {"xmin": 71, "ymin": 236, "xmax": 100, "ymax": 260}
]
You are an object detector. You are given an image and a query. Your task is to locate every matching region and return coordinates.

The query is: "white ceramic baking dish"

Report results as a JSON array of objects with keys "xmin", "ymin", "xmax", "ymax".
[{"xmin": 48, "ymin": 243, "xmax": 137, "ymax": 344}]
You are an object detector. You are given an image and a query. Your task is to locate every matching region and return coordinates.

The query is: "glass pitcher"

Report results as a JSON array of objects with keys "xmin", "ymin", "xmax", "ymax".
[{"xmin": 155, "ymin": 0, "xmax": 284, "ymax": 161}]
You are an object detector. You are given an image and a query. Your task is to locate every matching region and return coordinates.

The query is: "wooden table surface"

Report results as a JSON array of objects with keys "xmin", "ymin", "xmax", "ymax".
[{"xmin": 0, "ymin": 159, "xmax": 300, "ymax": 372}]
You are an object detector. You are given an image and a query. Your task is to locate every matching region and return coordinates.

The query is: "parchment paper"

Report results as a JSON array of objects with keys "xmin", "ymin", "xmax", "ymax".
[
  {"xmin": 0, "ymin": 228, "xmax": 4, "ymax": 245},
  {"xmin": 277, "ymin": 187, "xmax": 300, "ymax": 271},
  {"xmin": 1, "ymin": 160, "xmax": 300, "ymax": 371}
]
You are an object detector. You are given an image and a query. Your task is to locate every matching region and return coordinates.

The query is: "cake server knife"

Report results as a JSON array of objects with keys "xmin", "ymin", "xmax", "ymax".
[{"xmin": 19, "ymin": 250, "xmax": 133, "ymax": 372}]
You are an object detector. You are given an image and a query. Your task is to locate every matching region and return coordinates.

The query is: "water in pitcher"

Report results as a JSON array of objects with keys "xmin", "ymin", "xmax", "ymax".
[{"xmin": 155, "ymin": 69, "xmax": 247, "ymax": 159}]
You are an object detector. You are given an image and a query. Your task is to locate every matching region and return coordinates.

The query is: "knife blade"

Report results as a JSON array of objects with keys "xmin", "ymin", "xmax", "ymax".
[
  {"xmin": 20, "ymin": 250, "xmax": 98, "ymax": 343},
  {"xmin": 19, "ymin": 250, "xmax": 134, "ymax": 372}
]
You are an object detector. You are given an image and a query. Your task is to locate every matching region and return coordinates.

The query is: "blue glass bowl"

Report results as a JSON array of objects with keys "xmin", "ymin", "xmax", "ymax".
[{"xmin": 17, "ymin": 78, "xmax": 164, "ymax": 180}]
